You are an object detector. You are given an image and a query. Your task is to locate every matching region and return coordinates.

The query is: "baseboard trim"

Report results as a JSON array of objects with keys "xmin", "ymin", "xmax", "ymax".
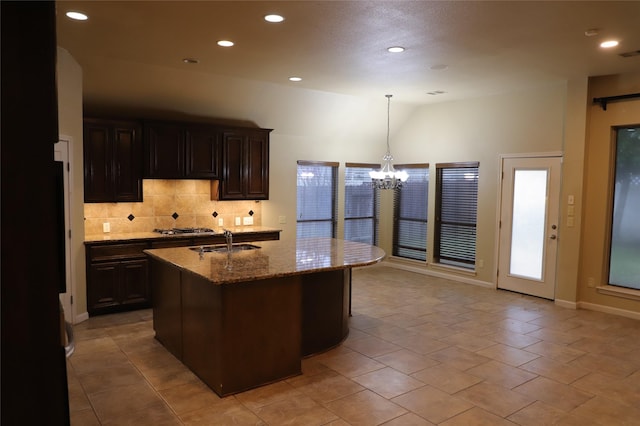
[
  {"xmin": 577, "ymin": 301, "xmax": 640, "ymax": 320},
  {"xmin": 74, "ymin": 312, "xmax": 89, "ymax": 324},
  {"xmin": 554, "ymin": 299, "xmax": 577, "ymax": 309},
  {"xmin": 382, "ymin": 259, "xmax": 494, "ymax": 289}
]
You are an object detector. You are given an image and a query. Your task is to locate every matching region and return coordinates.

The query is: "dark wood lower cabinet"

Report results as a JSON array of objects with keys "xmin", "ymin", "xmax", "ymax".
[
  {"xmin": 85, "ymin": 231, "xmax": 280, "ymax": 316},
  {"xmin": 87, "ymin": 256, "xmax": 150, "ymax": 316}
]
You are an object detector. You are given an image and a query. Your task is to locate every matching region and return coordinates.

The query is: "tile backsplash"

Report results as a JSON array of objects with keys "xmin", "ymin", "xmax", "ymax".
[{"xmin": 84, "ymin": 180, "xmax": 262, "ymax": 234}]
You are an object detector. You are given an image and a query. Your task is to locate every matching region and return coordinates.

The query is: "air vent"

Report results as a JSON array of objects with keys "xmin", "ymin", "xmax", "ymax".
[{"xmin": 619, "ymin": 50, "xmax": 640, "ymax": 58}]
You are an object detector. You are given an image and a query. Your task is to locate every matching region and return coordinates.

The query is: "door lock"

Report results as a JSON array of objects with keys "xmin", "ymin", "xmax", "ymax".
[
  {"xmin": 551, "ymin": 224, "xmax": 557, "ymax": 230},
  {"xmin": 550, "ymin": 234, "xmax": 557, "ymax": 240}
]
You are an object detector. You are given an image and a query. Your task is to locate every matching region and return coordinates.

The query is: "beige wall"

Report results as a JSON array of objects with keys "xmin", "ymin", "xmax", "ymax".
[
  {"xmin": 84, "ymin": 180, "xmax": 261, "ymax": 234},
  {"xmin": 57, "ymin": 47, "xmax": 86, "ymax": 321},
  {"xmin": 578, "ymin": 72, "xmax": 640, "ymax": 316},
  {"xmin": 377, "ymin": 83, "xmax": 567, "ymax": 285}
]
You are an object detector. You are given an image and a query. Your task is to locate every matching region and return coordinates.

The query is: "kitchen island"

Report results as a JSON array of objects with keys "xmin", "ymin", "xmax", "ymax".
[{"xmin": 145, "ymin": 237, "xmax": 385, "ymax": 396}]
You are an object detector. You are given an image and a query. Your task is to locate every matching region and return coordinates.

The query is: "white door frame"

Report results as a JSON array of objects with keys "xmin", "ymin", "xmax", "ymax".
[
  {"xmin": 495, "ymin": 152, "xmax": 562, "ymax": 299},
  {"xmin": 55, "ymin": 136, "xmax": 75, "ymax": 323}
]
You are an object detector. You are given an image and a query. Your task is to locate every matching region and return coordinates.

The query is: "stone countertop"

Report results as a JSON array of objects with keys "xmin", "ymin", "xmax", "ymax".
[
  {"xmin": 84, "ymin": 226, "xmax": 281, "ymax": 244},
  {"xmin": 144, "ymin": 237, "xmax": 386, "ymax": 284}
]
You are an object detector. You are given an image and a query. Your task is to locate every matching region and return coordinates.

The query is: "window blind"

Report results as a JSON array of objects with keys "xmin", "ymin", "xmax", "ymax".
[
  {"xmin": 296, "ymin": 161, "xmax": 338, "ymax": 239},
  {"xmin": 345, "ymin": 163, "xmax": 380, "ymax": 245},
  {"xmin": 434, "ymin": 162, "xmax": 479, "ymax": 268},
  {"xmin": 393, "ymin": 164, "xmax": 429, "ymax": 261}
]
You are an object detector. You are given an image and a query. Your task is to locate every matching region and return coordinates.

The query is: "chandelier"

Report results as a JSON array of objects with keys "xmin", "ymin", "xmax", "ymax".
[{"xmin": 369, "ymin": 94, "xmax": 408, "ymax": 190}]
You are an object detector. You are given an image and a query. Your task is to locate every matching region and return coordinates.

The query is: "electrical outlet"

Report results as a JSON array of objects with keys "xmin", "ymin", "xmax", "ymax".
[
  {"xmin": 278, "ymin": 215, "xmax": 286, "ymax": 224},
  {"xmin": 478, "ymin": 259, "xmax": 484, "ymax": 268},
  {"xmin": 103, "ymin": 222, "xmax": 110, "ymax": 233},
  {"xmin": 218, "ymin": 218, "xmax": 224, "ymax": 226},
  {"xmin": 235, "ymin": 217, "xmax": 241, "ymax": 226},
  {"xmin": 243, "ymin": 216, "xmax": 253, "ymax": 225},
  {"xmin": 587, "ymin": 277, "xmax": 595, "ymax": 288}
]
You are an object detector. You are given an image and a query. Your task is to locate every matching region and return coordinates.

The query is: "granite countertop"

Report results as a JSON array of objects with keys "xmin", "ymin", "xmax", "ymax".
[
  {"xmin": 84, "ymin": 226, "xmax": 281, "ymax": 243},
  {"xmin": 144, "ymin": 237, "xmax": 386, "ymax": 284}
]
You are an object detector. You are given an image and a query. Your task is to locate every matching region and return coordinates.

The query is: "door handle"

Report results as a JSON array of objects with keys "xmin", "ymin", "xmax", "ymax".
[{"xmin": 550, "ymin": 234, "xmax": 557, "ymax": 240}]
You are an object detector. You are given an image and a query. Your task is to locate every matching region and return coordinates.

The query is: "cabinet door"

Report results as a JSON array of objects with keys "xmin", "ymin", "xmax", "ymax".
[
  {"xmin": 119, "ymin": 258, "xmax": 150, "ymax": 307},
  {"xmin": 185, "ymin": 125, "xmax": 220, "ymax": 178},
  {"xmin": 88, "ymin": 262, "xmax": 120, "ymax": 315},
  {"xmin": 246, "ymin": 131, "xmax": 269, "ymax": 199},
  {"xmin": 83, "ymin": 121, "xmax": 113, "ymax": 202},
  {"xmin": 113, "ymin": 123, "xmax": 143, "ymax": 201},
  {"xmin": 144, "ymin": 122, "xmax": 185, "ymax": 178},
  {"xmin": 220, "ymin": 132, "xmax": 245, "ymax": 199}
]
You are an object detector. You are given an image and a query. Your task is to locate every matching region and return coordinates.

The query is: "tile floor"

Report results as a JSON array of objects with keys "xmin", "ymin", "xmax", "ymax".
[{"xmin": 67, "ymin": 265, "xmax": 640, "ymax": 425}]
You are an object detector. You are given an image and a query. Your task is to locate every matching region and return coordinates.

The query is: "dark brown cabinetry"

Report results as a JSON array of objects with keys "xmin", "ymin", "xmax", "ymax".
[
  {"xmin": 186, "ymin": 124, "xmax": 221, "ymax": 178},
  {"xmin": 143, "ymin": 121, "xmax": 184, "ymax": 178},
  {"xmin": 83, "ymin": 118, "xmax": 143, "ymax": 202},
  {"xmin": 86, "ymin": 242, "xmax": 150, "ymax": 316},
  {"xmin": 218, "ymin": 128, "xmax": 270, "ymax": 200},
  {"xmin": 144, "ymin": 121, "xmax": 221, "ymax": 179},
  {"xmin": 85, "ymin": 230, "xmax": 280, "ymax": 316}
]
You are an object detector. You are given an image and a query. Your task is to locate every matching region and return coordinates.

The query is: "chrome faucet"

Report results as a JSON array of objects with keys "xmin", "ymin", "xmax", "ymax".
[{"xmin": 223, "ymin": 229, "xmax": 233, "ymax": 252}]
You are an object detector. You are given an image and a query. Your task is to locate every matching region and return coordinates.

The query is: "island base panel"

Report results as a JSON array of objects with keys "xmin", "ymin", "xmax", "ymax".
[
  {"xmin": 181, "ymin": 274, "xmax": 303, "ymax": 396},
  {"xmin": 151, "ymin": 259, "xmax": 183, "ymax": 359},
  {"xmin": 301, "ymin": 269, "xmax": 350, "ymax": 356}
]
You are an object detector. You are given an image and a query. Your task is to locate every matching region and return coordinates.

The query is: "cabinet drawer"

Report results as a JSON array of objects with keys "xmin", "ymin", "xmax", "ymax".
[
  {"xmin": 150, "ymin": 238, "xmax": 192, "ymax": 249},
  {"xmin": 89, "ymin": 243, "xmax": 149, "ymax": 261}
]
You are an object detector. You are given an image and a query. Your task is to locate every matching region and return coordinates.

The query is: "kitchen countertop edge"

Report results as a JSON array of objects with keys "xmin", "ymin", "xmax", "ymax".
[
  {"xmin": 84, "ymin": 226, "xmax": 282, "ymax": 244},
  {"xmin": 144, "ymin": 238, "xmax": 386, "ymax": 285}
]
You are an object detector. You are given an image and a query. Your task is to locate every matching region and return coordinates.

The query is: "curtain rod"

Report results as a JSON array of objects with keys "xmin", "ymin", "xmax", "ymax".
[{"xmin": 593, "ymin": 93, "xmax": 640, "ymax": 111}]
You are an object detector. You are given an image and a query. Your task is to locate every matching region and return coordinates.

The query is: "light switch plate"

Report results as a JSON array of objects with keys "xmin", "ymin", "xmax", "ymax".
[
  {"xmin": 218, "ymin": 218, "xmax": 224, "ymax": 226},
  {"xmin": 103, "ymin": 222, "xmax": 110, "ymax": 233},
  {"xmin": 235, "ymin": 217, "xmax": 241, "ymax": 226},
  {"xmin": 243, "ymin": 217, "xmax": 253, "ymax": 225}
]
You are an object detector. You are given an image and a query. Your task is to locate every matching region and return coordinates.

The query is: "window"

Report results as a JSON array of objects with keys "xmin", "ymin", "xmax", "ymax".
[
  {"xmin": 609, "ymin": 126, "xmax": 640, "ymax": 290},
  {"xmin": 345, "ymin": 163, "xmax": 380, "ymax": 245},
  {"xmin": 434, "ymin": 162, "xmax": 479, "ymax": 269},
  {"xmin": 393, "ymin": 164, "xmax": 429, "ymax": 261},
  {"xmin": 296, "ymin": 161, "xmax": 338, "ymax": 239}
]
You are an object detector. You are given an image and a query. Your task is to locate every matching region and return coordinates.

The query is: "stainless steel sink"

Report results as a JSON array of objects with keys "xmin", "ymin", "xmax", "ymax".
[{"xmin": 190, "ymin": 244, "xmax": 261, "ymax": 253}]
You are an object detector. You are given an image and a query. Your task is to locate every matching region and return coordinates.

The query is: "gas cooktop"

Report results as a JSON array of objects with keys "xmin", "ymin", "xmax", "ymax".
[{"xmin": 153, "ymin": 227, "xmax": 214, "ymax": 235}]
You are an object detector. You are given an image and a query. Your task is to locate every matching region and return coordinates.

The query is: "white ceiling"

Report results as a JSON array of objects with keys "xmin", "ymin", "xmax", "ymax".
[{"xmin": 56, "ymin": 1, "xmax": 640, "ymax": 110}]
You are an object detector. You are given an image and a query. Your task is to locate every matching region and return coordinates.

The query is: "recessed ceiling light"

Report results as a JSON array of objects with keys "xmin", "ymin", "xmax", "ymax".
[
  {"xmin": 289, "ymin": 77, "xmax": 302, "ymax": 82},
  {"xmin": 427, "ymin": 90, "xmax": 447, "ymax": 96},
  {"xmin": 264, "ymin": 14, "xmax": 284, "ymax": 23},
  {"xmin": 387, "ymin": 46, "xmax": 405, "ymax": 53},
  {"xmin": 600, "ymin": 40, "xmax": 619, "ymax": 48},
  {"xmin": 584, "ymin": 28, "xmax": 599, "ymax": 37},
  {"xmin": 217, "ymin": 40, "xmax": 234, "ymax": 47},
  {"xmin": 66, "ymin": 11, "xmax": 88, "ymax": 21},
  {"xmin": 430, "ymin": 64, "xmax": 448, "ymax": 71},
  {"xmin": 182, "ymin": 58, "xmax": 199, "ymax": 64}
]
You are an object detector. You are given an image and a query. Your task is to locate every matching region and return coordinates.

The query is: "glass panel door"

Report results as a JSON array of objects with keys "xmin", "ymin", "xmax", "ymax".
[
  {"xmin": 498, "ymin": 156, "xmax": 561, "ymax": 300},
  {"xmin": 509, "ymin": 170, "xmax": 548, "ymax": 280}
]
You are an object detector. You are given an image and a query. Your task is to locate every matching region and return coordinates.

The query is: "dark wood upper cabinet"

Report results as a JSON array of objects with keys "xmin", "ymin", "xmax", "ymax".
[
  {"xmin": 144, "ymin": 121, "xmax": 221, "ymax": 179},
  {"xmin": 84, "ymin": 118, "xmax": 143, "ymax": 203},
  {"xmin": 143, "ymin": 121, "xmax": 185, "ymax": 178},
  {"xmin": 82, "ymin": 118, "xmax": 270, "ymax": 200},
  {"xmin": 219, "ymin": 128, "xmax": 270, "ymax": 200},
  {"xmin": 185, "ymin": 125, "xmax": 220, "ymax": 178}
]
